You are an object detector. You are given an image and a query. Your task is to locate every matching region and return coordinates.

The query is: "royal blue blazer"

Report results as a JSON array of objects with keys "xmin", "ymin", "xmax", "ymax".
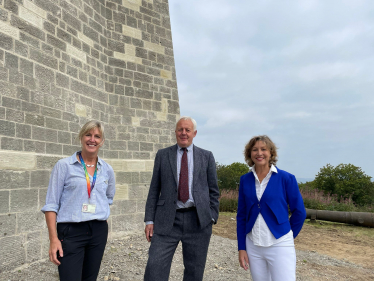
[{"xmin": 236, "ymin": 168, "xmax": 306, "ymax": 251}]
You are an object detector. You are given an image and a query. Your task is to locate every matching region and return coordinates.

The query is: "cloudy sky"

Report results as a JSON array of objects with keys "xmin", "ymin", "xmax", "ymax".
[{"xmin": 168, "ymin": 0, "xmax": 374, "ymax": 180}]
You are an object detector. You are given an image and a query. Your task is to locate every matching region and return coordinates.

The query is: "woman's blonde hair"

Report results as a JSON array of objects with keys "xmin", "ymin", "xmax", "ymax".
[
  {"xmin": 244, "ymin": 135, "xmax": 278, "ymax": 167},
  {"xmin": 78, "ymin": 120, "xmax": 105, "ymax": 145}
]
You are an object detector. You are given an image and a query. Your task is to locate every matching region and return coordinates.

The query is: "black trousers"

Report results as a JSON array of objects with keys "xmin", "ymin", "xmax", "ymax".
[
  {"xmin": 57, "ymin": 220, "xmax": 108, "ymax": 281},
  {"xmin": 144, "ymin": 208, "xmax": 212, "ymax": 281}
]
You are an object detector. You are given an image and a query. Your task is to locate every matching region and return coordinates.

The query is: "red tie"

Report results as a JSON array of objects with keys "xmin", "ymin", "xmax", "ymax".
[{"xmin": 178, "ymin": 148, "xmax": 189, "ymax": 203}]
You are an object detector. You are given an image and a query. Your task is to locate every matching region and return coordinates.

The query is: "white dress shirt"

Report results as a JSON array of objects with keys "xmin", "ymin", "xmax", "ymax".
[{"xmin": 248, "ymin": 164, "xmax": 294, "ymax": 247}]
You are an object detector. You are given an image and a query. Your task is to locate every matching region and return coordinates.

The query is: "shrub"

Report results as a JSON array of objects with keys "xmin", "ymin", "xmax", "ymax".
[{"xmin": 219, "ymin": 189, "xmax": 238, "ymax": 212}]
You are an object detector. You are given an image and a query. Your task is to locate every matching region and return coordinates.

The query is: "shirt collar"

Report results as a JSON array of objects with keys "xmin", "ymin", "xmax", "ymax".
[
  {"xmin": 69, "ymin": 151, "xmax": 103, "ymax": 166},
  {"xmin": 177, "ymin": 143, "xmax": 193, "ymax": 152},
  {"xmin": 251, "ymin": 164, "xmax": 278, "ymax": 176}
]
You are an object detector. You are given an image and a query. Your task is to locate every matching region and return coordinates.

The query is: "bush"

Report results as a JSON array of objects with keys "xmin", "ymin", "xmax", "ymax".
[
  {"xmin": 219, "ymin": 189, "xmax": 238, "ymax": 212},
  {"xmin": 313, "ymin": 163, "xmax": 374, "ymax": 206},
  {"xmin": 299, "ymin": 184, "xmax": 374, "ymax": 213},
  {"xmin": 216, "ymin": 162, "xmax": 249, "ymax": 191}
]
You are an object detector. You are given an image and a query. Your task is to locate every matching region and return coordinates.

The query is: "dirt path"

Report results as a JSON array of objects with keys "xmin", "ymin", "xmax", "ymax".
[
  {"xmin": 1, "ymin": 213, "xmax": 373, "ymax": 280},
  {"xmin": 214, "ymin": 212, "xmax": 374, "ymax": 281}
]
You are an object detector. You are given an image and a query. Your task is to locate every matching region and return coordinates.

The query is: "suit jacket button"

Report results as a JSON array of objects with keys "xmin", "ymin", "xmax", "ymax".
[
  {"xmin": 174, "ymin": 201, "xmax": 176, "ymax": 204},
  {"xmin": 258, "ymin": 204, "xmax": 260, "ymax": 208}
]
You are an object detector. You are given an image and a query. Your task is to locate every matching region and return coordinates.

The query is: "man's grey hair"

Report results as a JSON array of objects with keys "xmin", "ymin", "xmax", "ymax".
[{"xmin": 176, "ymin": 116, "xmax": 197, "ymax": 132}]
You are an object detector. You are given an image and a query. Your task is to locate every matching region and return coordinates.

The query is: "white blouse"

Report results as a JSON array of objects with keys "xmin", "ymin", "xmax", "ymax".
[{"xmin": 248, "ymin": 164, "xmax": 294, "ymax": 247}]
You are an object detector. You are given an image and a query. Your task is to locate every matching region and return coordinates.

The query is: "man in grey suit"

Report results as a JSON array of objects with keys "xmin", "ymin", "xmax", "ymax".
[{"xmin": 144, "ymin": 116, "xmax": 220, "ymax": 281}]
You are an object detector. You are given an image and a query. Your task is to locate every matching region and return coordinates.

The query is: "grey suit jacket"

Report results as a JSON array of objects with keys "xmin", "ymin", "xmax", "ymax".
[{"xmin": 144, "ymin": 144, "xmax": 220, "ymax": 235}]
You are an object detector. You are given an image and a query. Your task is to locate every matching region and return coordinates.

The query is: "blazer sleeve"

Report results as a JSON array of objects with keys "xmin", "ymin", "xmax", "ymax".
[
  {"xmin": 144, "ymin": 150, "xmax": 162, "ymax": 222},
  {"xmin": 236, "ymin": 176, "xmax": 247, "ymax": 251},
  {"xmin": 207, "ymin": 151, "xmax": 220, "ymax": 222},
  {"xmin": 286, "ymin": 174, "xmax": 306, "ymax": 238}
]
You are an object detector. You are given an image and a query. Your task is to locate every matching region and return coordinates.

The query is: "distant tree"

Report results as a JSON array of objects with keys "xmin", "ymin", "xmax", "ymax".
[
  {"xmin": 313, "ymin": 163, "xmax": 374, "ymax": 206},
  {"xmin": 216, "ymin": 162, "xmax": 249, "ymax": 190}
]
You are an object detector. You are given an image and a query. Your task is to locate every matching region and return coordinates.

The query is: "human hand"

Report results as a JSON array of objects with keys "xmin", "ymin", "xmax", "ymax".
[
  {"xmin": 49, "ymin": 238, "xmax": 63, "ymax": 265},
  {"xmin": 145, "ymin": 224, "xmax": 154, "ymax": 242},
  {"xmin": 238, "ymin": 250, "xmax": 249, "ymax": 271}
]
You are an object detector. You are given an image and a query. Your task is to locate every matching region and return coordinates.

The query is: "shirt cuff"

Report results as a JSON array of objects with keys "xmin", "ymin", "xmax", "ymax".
[
  {"xmin": 41, "ymin": 204, "xmax": 59, "ymax": 214},
  {"xmin": 145, "ymin": 221, "xmax": 154, "ymax": 225}
]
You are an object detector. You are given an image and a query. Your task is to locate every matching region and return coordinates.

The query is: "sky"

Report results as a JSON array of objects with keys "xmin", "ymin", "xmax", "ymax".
[{"xmin": 168, "ymin": 0, "xmax": 374, "ymax": 180}]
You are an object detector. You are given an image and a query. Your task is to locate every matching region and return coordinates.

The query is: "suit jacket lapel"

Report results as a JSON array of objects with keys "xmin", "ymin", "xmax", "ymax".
[
  {"xmin": 192, "ymin": 145, "xmax": 201, "ymax": 189},
  {"xmin": 169, "ymin": 144, "xmax": 178, "ymax": 186}
]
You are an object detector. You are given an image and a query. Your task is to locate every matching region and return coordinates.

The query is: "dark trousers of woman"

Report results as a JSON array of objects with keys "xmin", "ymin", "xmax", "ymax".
[{"xmin": 57, "ymin": 220, "xmax": 108, "ymax": 281}]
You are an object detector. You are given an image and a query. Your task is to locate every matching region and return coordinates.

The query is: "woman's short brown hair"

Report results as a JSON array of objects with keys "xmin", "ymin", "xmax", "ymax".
[
  {"xmin": 78, "ymin": 120, "xmax": 105, "ymax": 145},
  {"xmin": 244, "ymin": 135, "xmax": 278, "ymax": 167}
]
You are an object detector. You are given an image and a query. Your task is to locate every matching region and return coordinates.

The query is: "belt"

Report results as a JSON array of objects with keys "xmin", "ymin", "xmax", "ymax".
[{"xmin": 176, "ymin": 206, "xmax": 196, "ymax": 212}]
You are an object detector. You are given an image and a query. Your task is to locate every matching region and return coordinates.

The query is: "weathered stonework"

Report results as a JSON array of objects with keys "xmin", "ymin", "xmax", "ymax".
[{"xmin": 0, "ymin": 0, "xmax": 179, "ymax": 272}]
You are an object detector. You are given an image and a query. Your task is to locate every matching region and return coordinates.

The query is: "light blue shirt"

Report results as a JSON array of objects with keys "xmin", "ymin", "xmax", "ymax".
[
  {"xmin": 176, "ymin": 144, "xmax": 195, "ymax": 208},
  {"xmin": 41, "ymin": 152, "xmax": 115, "ymax": 223}
]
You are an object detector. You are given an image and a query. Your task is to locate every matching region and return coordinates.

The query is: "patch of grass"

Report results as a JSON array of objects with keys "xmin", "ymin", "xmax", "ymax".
[
  {"xmin": 219, "ymin": 189, "xmax": 238, "ymax": 212},
  {"xmin": 304, "ymin": 220, "xmax": 374, "ymax": 239}
]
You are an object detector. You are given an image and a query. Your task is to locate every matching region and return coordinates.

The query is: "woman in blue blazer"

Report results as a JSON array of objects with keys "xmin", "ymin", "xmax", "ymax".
[{"xmin": 237, "ymin": 136, "xmax": 306, "ymax": 281}]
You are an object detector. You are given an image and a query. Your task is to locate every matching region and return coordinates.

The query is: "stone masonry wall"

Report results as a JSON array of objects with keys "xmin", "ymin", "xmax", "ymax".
[{"xmin": 0, "ymin": 0, "xmax": 180, "ymax": 272}]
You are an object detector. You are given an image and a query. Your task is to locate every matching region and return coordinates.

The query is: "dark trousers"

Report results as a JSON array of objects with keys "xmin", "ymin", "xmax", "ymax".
[
  {"xmin": 57, "ymin": 220, "xmax": 108, "ymax": 281},
  {"xmin": 144, "ymin": 208, "xmax": 212, "ymax": 281}
]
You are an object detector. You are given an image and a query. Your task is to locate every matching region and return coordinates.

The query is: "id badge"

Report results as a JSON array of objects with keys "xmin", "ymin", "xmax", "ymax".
[{"xmin": 82, "ymin": 203, "xmax": 96, "ymax": 213}]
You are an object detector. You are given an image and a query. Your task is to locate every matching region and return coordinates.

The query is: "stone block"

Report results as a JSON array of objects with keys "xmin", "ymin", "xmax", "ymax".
[
  {"xmin": 41, "ymin": 107, "xmax": 61, "ymax": 119},
  {"xmin": 140, "ymin": 142, "xmax": 153, "ymax": 152},
  {"xmin": 0, "ymin": 7, "xmax": 8, "ymax": 22},
  {"xmin": 36, "ymin": 155, "xmax": 60, "ymax": 169},
  {"xmin": 0, "ymin": 191, "xmax": 10, "ymax": 214},
  {"xmin": 118, "ymin": 199, "xmax": 137, "ymax": 214},
  {"xmin": 46, "ymin": 142, "xmax": 62, "ymax": 155},
  {"xmin": 58, "ymin": 130, "xmax": 71, "ymax": 144},
  {"xmin": 133, "ymin": 151, "xmax": 151, "ymax": 159},
  {"xmin": 62, "ymin": 144, "xmax": 80, "ymax": 156},
  {"xmin": 30, "ymin": 170, "xmax": 50, "ymax": 188},
  {"xmin": 0, "ymin": 20, "xmax": 19, "ymax": 44},
  {"xmin": 5, "ymin": 52, "xmax": 19, "ymax": 70},
  {"xmin": 113, "ymin": 184, "xmax": 128, "ymax": 201},
  {"xmin": 0, "ymin": 235, "xmax": 26, "ymax": 272},
  {"xmin": 33, "ymin": 51, "xmax": 58, "ymax": 72},
  {"xmin": 24, "ymin": 0, "xmax": 47, "ymax": 19},
  {"xmin": 11, "ymin": 15, "xmax": 45, "ymax": 41},
  {"xmin": 19, "ymin": 6, "xmax": 43, "ymax": 29},
  {"xmin": 4, "ymin": 0, "xmax": 18, "ymax": 14},
  {"xmin": 140, "ymin": 171, "xmax": 152, "ymax": 183},
  {"xmin": 167, "ymin": 100, "xmax": 179, "ymax": 114},
  {"xmin": 38, "ymin": 188, "xmax": 47, "ymax": 209},
  {"xmin": 16, "ymin": 123, "xmax": 32, "ymax": 139},
  {"xmin": 17, "ymin": 211, "xmax": 45, "ymax": 233},
  {"xmin": 0, "ymin": 119, "xmax": 16, "ymax": 137},
  {"xmin": 25, "ymin": 113, "xmax": 44, "ymax": 126},
  {"xmin": 131, "ymin": 172, "xmax": 140, "ymax": 184},
  {"xmin": 26, "ymin": 231, "xmax": 42, "ymax": 262},
  {"xmin": 63, "ymin": 10, "xmax": 81, "ymax": 31},
  {"xmin": 83, "ymin": 25, "xmax": 99, "ymax": 42},
  {"xmin": 34, "ymin": 0, "xmax": 61, "ymax": 17},
  {"xmin": 0, "ymin": 151, "xmax": 36, "ymax": 170},
  {"xmin": 110, "ymin": 140, "xmax": 127, "ymax": 150},
  {"xmin": 47, "ymin": 34, "xmax": 67, "ymax": 51},
  {"xmin": 10, "ymin": 189, "xmax": 38, "ymax": 212},
  {"xmin": 19, "ymin": 32, "xmax": 39, "ymax": 49},
  {"xmin": 1, "ymin": 137, "xmax": 23, "ymax": 151},
  {"xmin": 24, "ymin": 140, "xmax": 46, "ymax": 153},
  {"xmin": 45, "ymin": 117, "xmax": 68, "ymax": 131},
  {"xmin": 115, "ymin": 171, "xmax": 132, "ymax": 184}
]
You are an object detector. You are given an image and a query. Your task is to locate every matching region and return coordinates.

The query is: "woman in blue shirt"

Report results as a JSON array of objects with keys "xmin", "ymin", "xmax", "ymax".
[
  {"xmin": 41, "ymin": 120, "xmax": 115, "ymax": 281},
  {"xmin": 237, "ymin": 135, "xmax": 306, "ymax": 281}
]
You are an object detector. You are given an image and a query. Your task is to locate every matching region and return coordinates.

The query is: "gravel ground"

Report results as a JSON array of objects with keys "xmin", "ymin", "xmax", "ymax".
[{"xmin": 0, "ymin": 233, "xmax": 371, "ymax": 281}]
